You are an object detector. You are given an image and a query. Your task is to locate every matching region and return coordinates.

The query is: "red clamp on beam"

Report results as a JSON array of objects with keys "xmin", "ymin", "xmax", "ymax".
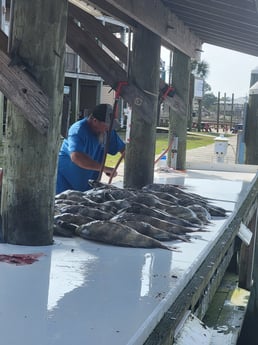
[
  {"xmin": 115, "ymin": 81, "xmax": 128, "ymax": 99},
  {"xmin": 113, "ymin": 81, "xmax": 128, "ymax": 118},
  {"xmin": 162, "ymin": 86, "xmax": 176, "ymax": 100}
]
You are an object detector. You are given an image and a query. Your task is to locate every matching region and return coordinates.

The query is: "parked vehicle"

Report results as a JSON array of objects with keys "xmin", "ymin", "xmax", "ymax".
[{"xmin": 231, "ymin": 124, "xmax": 243, "ymax": 133}]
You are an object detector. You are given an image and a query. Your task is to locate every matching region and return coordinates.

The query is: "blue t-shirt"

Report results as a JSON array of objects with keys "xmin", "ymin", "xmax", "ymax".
[{"xmin": 56, "ymin": 118, "xmax": 125, "ymax": 193}]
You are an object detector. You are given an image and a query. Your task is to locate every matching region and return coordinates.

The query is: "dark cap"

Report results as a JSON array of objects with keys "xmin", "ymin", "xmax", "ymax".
[{"xmin": 92, "ymin": 104, "xmax": 112, "ymax": 122}]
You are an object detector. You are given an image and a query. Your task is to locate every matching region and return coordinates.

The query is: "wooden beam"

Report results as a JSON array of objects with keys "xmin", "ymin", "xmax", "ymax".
[
  {"xmin": 69, "ymin": 0, "xmax": 136, "ymax": 28},
  {"xmin": 0, "ymin": 29, "xmax": 8, "ymax": 52},
  {"xmin": 67, "ymin": 18, "xmax": 186, "ymax": 118},
  {"xmin": 68, "ymin": 2, "xmax": 128, "ymax": 64},
  {"xmin": 86, "ymin": 0, "xmax": 202, "ymax": 57},
  {"xmin": 67, "ymin": 18, "xmax": 152, "ymax": 124},
  {"xmin": 0, "ymin": 48, "xmax": 49, "ymax": 135},
  {"xmin": 0, "ymin": 29, "xmax": 49, "ymax": 135}
]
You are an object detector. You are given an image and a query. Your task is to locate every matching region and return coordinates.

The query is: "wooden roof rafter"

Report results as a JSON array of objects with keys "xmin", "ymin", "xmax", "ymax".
[
  {"xmin": 79, "ymin": 0, "xmax": 202, "ymax": 58},
  {"xmin": 67, "ymin": 14, "xmax": 186, "ymax": 120},
  {"xmin": 73, "ymin": 0, "xmax": 258, "ymax": 56},
  {"xmin": 162, "ymin": 0, "xmax": 258, "ymax": 56},
  {"xmin": 68, "ymin": 2, "xmax": 128, "ymax": 65}
]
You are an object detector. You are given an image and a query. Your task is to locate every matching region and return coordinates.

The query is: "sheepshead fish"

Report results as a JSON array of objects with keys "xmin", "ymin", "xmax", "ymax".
[
  {"xmin": 121, "ymin": 202, "xmax": 200, "ymax": 228},
  {"xmin": 55, "ymin": 199, "xmax": 79, "ymax": 206},
  {"xmin": 78, "ymin": 198, "xmax": 100, "ymax": 208},
  {"xmin": 80, "ymin": 201, "xmax": 118, "ymax": 214},
  {"xmin": 54, "ymin": 199, "xmax": 79, "ymax": 214},
  {"xmin": 55, "ymin": 189, "xmax": 86, "ymax": 201},
  {"xmin": 157, "ymin": 204, "xmax": 203, "ymax": 226},
  {"xmin": 128, "ymin": 192, "xmax": 169, "ymax": 208},
  {"xmin": 141, "ymin": 190, "xmax": 179, "ymax": 205},
  {"xmin": 111, "ymin": 212, "xmax": 201, "ymax": 235},
  {"xmin": 83, "ymin": 188, "xmax": 116, "ymax": 202},
  {"xmin": 142, "ymin": 183, "xmax": 213, "ymax": 206},
  {"xmin": 187, "ymin": 205, "xmax": 212, "ymax": 224},
  {"xmin": 143, "ymin": 183, "xmax": 227, "ymax": 217},
  {"xmin": 130, "ymin": 192, "xmax": 202, "ymax": 226},
  {"xmin": 75, "ymin": 220, "xmax": 177, "ymax": 251},
  {"xmin": 113, "ymin": 219, "xmax": 190, "ymax": 242},
  {"xmin": 54, "ymin": 213, "xmax": 95, "ymax": 226},
  {"xmin": 103, "ymin": 188, "xmax": 136, "ymax": 200},
  {"xmin": 178, "ymin": 197, "xmax": 227, "ymax": 217},
  {"xmin": 142, "ymin": 183, "xmax": 186, "ymax": 194},
  {"xmin": 53, "ymin": 220, "xmax": 78, "ymax": 237},
  {"xmin": 92, "ymin": 199, "xmax": 131, "ymax": 213},
  {"xmin": 204, "ymin": 203, "xmax": 228, "ymax": 217},
  {"xmin": 59, "ymin": 205, "xmax": 113, "ymax": 220}
]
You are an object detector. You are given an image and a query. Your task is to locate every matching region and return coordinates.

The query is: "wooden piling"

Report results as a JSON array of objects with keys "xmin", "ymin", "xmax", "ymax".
[
  {"xmin": 1, "ymin": 0, "xmax": 68, "ymax": 245},
  {"xmin": 124, "ymin": 25, "xmax": 160, "ymax": 189},
  {"xmin": 169, "ymin": 48, "xmax": 190, "ymax": 170},
  {"xmin": 245, "ymin": 81, "xmax": 258, "ymax": 165}
]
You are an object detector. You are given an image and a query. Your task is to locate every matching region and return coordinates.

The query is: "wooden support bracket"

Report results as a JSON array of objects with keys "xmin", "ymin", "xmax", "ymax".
[
  {"xmin": 67, "ymin": 18, "xmax": 186, "ymax": 120},
  {"xmin": 0, "ymin": 30, "xmax": 49, "ymax": 136}
]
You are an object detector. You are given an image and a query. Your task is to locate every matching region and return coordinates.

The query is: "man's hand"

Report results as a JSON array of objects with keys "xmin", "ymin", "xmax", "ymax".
[{"xmin": 104, "ymin": 166, "xmax": 117, "ymax": 178}]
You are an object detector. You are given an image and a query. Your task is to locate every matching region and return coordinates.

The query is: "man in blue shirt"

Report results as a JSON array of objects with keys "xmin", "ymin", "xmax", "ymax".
[{"xmin": 56, "ymin": 103, "xmax": 125, "ymax": 193}]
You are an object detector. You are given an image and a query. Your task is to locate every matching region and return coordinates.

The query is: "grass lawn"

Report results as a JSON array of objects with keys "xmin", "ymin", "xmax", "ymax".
[{"xmin": 106, "ymin": 131, "xmax": 224, "ymax": 166}]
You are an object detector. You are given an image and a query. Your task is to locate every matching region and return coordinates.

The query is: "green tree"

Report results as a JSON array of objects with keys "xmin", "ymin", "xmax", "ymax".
[
  {"xmin": 191, "ymin": 60, "xmax": 209, "ymax": 78},
  {"xmin": 204, "ymin": 80, "xmax": 211, "ymax": 93},
  {"xmin": 203, "ymin": 92, "xmax": 217, "ymax": 110}
]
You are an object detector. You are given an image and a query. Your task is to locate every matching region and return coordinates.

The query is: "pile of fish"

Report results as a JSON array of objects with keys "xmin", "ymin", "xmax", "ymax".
[{"xmin": 54, "ymin": 181, "xmax": 229, "ymax": 251}]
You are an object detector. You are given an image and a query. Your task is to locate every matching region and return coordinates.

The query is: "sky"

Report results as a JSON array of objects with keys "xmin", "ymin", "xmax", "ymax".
[
  {"xmin": 201, "ymin": 43, "xmax": 258, "ymax": 99},
  {"xmin": 161, "ymin": 44, "xmax": 258, "ymax": 100}
]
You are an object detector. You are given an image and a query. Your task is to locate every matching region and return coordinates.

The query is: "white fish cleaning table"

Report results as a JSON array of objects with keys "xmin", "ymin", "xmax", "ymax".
[{"xmin": 0, "ymin": 170, "xmax": 257, "ymax": 345}]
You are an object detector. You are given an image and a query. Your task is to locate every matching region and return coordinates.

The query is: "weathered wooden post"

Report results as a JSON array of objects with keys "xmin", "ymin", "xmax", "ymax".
[
  {"xmin": 1, "ymin": 0, "xmax": 68, "ymax": 245},
  {"xmin": 245, "ymin": 81, "xmax": 258, "ymax": 165},
  {"xmin": 240, "ymin": 74, "xmax": 258, "ymax": 343},
  {"xmin": 237, "ymin": 208, "xmax": 258, "ymax": 345},
  {"xmin": 124, "ymin": 25, "xmax": 160, "ymax": 189},
  {"xmin": 168, "ymin": 48, "xmax": 190, "ymax": 170},
  {"xmin": 250, "ymin": 66, "xmax": 258, "ymax": 87},
  {"xmin": 0, "ymin": 0, "xmax": 5, "ymax": 142}
]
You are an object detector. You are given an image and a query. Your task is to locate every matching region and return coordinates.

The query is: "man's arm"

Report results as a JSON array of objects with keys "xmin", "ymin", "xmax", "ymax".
[{"xmin": 70, "ymin": 151, "xmax": 116, "ymax": 176}]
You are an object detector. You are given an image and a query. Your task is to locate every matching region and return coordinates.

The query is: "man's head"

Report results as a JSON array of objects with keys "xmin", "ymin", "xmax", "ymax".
[
  {"xmin": 88, "ymin": 103, "xmax": 112, "ymax": 135},
  {"xmin": 89, "ymin": 103, "xmax": 120, "ymax": 134},
  {"xmin": 92, "ymin": 104, "xmax": 113, "ymax": 123}
]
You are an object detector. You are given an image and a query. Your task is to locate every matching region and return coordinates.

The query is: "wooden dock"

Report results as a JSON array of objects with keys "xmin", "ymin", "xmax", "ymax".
[{"xmin": 0, "ymin": 170, "xmax": 257, "ymax": 345}]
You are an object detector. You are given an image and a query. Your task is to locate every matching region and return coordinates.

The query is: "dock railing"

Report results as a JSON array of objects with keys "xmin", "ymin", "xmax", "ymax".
[{"xmin": 144, "ymin": 171, "xmax": 258, "ymax": 345}]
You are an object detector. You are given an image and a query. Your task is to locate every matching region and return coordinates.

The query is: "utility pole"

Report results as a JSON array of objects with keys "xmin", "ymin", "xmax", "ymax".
[
  {"xmin": 216, "ymin": 91, "xmax": 220, "ymax": 133},
  {"xmin": 223, "ymin": 92, "xmax": 226, "ymax": 129},
  {"xmin": 230, "ymin": 93, "xmax": 234, "ymax": 129}
]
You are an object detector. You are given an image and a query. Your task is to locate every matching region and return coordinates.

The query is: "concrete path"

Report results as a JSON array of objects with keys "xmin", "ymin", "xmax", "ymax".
[
  {"xmin": 186, "ymin": 133, "xmax": 237, "ymax": 165},
  {"xmin": 155, "ymin": 128, "xmax": 238, "ymax": 164},
  {"xmin": 102, "ymin": 133, "xmax": 257, "ymax": 185}
]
